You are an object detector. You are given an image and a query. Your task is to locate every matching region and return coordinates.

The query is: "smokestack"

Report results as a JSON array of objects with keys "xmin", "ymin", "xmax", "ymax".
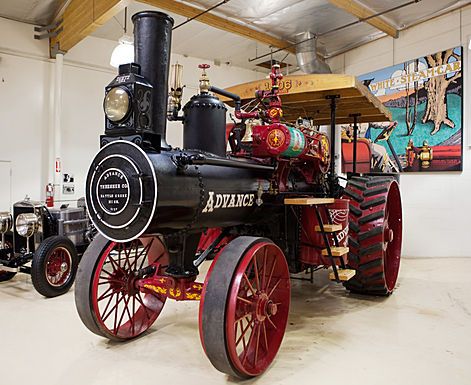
[
  {"xmin": 296, "ymin": 32, "xmax": 331, "ymax": 74},
  {"xmin": 132, "ymin": 11, "xmax": 174, "ymax": 149}
]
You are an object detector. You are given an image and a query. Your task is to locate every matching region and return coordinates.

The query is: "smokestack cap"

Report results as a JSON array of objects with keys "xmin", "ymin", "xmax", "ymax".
[{"xmin": 131, "ymin": 11, "xmax": 174, "ymax": 24}]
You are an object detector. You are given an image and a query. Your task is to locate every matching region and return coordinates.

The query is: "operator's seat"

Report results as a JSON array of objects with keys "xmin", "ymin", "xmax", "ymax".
[{"xmin": 342, "ymin": 138, "xmax": 372, "ymax": 173}]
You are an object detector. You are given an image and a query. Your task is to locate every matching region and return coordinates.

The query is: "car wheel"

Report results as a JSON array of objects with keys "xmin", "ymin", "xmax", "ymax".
[{"xmin": 31, "ymin": 236, "xmax": 79, "ymax": 297}]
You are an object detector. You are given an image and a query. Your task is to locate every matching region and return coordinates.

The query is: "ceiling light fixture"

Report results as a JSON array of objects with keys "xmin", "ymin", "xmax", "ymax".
[{"xmin": 110, "ymin": 7, "xmax": 134, "ymax": 69}]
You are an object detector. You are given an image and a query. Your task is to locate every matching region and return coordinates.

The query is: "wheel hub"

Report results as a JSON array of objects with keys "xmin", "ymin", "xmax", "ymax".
[
  {"xmin": 108, "ymin": 269, "xmax": 140, "ymax": 296},
  {"xmin": 48, "ymin": 255, "xmax": 65, "ymax": 274},
  {"xmin": 126, "ymin": 275, "xmax": 139, "ymax": 296},
  {"xmin": 255, "ymin": 293, "xmax": 278, "ymax": 321},
  {"xmin": 44, "ymin": 247, "xmax": 74, "ymax": 287},
  {"xmin": 60, "ymin": 262, "xmax": 68, "ymax": 273},
  {"xmin": 108, "ymin": 269, "xmax": 126, "ymax": 292},
  {"xmin": 255, "ymin": 293, "xmax": 268, "ymax": 321}
]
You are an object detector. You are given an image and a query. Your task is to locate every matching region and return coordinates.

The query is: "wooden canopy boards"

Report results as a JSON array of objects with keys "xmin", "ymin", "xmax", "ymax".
[{"xmin": 221, "ymin": 74, "xmax": 392, "ymax": 125}]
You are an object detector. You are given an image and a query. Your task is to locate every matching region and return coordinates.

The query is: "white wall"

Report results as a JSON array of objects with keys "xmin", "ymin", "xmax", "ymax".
[
  {"xmin": 0, "ymin": 17, "xmax": 262, "ymax": 205},
  {"xmin": 327, "ymin": 7, "xmax": 471, "ymax": 257},
  {"xmin": 0, "ymin": 18, "xmax": 51, "ymax": 203},
  {"xmin": 0, "ymin": 161, "xmax": 12, "ymax": 211}
]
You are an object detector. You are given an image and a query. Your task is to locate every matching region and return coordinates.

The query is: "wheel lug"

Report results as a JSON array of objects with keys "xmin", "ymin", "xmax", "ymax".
[{"xmin": 384, "ymin": 228, "xmax": 394, "ymax": 242}]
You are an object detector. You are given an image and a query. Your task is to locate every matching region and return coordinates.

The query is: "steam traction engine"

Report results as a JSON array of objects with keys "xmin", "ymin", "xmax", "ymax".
[{"xmin": 75, "ymin": 11, "xmax": 403, "ymax": 378}]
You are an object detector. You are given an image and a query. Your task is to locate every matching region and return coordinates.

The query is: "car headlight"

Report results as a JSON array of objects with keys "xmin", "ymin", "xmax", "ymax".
[
  {"xmin": 104, "ymin": 86, "xmax": 130, "ymax": 122},
  {"xmin": 15, "ymin": 213, "xmax": 39, "ymax": 238},
  {"xmin": 0, "ymin": 212, "xmax": 12, "ymax": 234}
]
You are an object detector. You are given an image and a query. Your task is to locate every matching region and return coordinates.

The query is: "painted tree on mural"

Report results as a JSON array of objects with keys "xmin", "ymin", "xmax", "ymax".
[
  {"xmin": 422, "ymin": 48, "xmax": 461, "ymax": 135},
  {"xmin": 405, "ymin": 58, "xmax": 419, "ymax": 136}
]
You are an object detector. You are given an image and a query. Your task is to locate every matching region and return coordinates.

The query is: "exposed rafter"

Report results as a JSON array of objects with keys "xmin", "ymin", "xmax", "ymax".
[
  {"xmin": 50, "ymin": 0, "xmax": 130, "ymax": 57},
  {"xmin": 136, "ymin": 0, "xmax": 296, "ymax": 54},
  {"xmin": 328, "ymin": 0, "xmax": 399, "ymax": 38}
]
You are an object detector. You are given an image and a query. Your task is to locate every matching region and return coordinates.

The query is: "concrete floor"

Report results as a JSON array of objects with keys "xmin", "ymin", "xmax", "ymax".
[{"xmin": 0, "ymin": 257, "xmax": 470, "ymax": 385}]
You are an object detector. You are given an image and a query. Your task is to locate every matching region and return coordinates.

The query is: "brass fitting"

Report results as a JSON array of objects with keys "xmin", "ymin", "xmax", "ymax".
[{"xmin": 198, "ymin": 63, "xmax": 211, "ymax": 93}]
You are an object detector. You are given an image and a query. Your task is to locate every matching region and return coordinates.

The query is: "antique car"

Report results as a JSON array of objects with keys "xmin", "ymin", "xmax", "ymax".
[
  {"xmin": 0, "ymin": 197, "xmax": 94, "ymax": 297},
  {"xmin": 74, "ymin": 11, "xmax": 402, "ymax": 379}
]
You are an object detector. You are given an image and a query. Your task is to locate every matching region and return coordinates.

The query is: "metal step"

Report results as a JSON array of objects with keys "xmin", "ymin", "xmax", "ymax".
[
  {"xmin": 315, "ymin": 224, "xmax": 342, "ymax": 233},
  {"xmin": 321, "ymin": 246, "xmax": 349, "ymax": 257},
  {"xmin": 329, "ymin": 268, "xmax": 356, "ymax": 281},
  {"xmin": 284, "ymin": 197, "xmax": 335, "ymax": 205}
]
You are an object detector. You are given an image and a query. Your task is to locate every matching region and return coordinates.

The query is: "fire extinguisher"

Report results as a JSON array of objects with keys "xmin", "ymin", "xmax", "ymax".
[{"xmin": 46, "ymin": 183, "xmax": 54, "ymax": 208}]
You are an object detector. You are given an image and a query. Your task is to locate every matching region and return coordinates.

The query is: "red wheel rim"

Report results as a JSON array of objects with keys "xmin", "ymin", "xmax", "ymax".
[
  {"xmin": 91, "ymin": 237, "xmax": 168, "ymax": 339},
  {"xmin": 225, "ymin": 242, "xmax": 290, "ymax": 377},
  {"xmin": 383, "ymin": 181, "xmax": 402, "ymax": 291},
  {"xmin": 46, "ymin": 247, "xmax": 72, "ymax": 287}
]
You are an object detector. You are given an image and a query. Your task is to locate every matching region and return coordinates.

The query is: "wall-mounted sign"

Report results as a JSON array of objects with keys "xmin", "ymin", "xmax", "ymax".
[
  {"xmin": 63, "ymin": 173, "xmax": 74, "ymax": 183},
  {"xmin": 63, "ymin": 184, "xmax": 75, "ymax": 195},
  {"xmin": 55, "ymin": 158, "xmax": 61, "ymax": 173}
]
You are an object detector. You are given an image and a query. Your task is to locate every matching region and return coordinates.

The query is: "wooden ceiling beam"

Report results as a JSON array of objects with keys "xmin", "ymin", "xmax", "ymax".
[
  {"xmin": 328, "ymin": 0, "xmax": 399, "ymax": 38},
  {"xmin": 50, "ymin": 0, "xmax": 131, "ymax": 56},
  {"xmin": 136, "ymin": 0, "xmax": 296, "ymax": 54}
]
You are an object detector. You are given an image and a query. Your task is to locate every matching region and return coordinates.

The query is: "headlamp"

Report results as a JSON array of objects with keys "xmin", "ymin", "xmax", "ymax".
[
  {"xmin": 104, "ymin": 86, "xmax": 130, "ymax": 122},
  {"xmin": 15, "ymin": 213, "xmax": 39, "ymax": 238},
  {"xmin": 0, "ymin": 212, "xmax": 12, "ymax": 234}
]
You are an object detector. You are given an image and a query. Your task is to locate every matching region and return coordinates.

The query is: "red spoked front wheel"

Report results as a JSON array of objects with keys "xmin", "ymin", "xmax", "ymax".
[
  {"xmin": 200, "ymin": 237, "xmax": 290, "ymax": 378},
  {"xmin": 75, "ymin": 234, "xmax": 168, "ymax": 341}
]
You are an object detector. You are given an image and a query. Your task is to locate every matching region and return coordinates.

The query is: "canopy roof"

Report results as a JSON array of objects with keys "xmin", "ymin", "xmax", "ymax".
[{"xmin": 222, "ymin": 74, "xmax": 392, "ymax": 125}]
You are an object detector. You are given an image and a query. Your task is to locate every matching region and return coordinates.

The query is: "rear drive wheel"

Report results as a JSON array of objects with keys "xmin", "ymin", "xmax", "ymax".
[
  {"xmin": 0, "ymin": 233, "xmax": 16, "ymax": 282},
  {"xmin": 200, "ymin": 236, "xmax": 290, "ymax": 378},
  {"xmin": 343, "ymin": 176, "xmax": 402, "ymax": 295},
  {"xmin": 31, "ymin": 236, "xmax": 79, "ymax": 297},
  {"xmin": 75, "ymin": 234, "xmax": 168, "ymax": 341}
]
